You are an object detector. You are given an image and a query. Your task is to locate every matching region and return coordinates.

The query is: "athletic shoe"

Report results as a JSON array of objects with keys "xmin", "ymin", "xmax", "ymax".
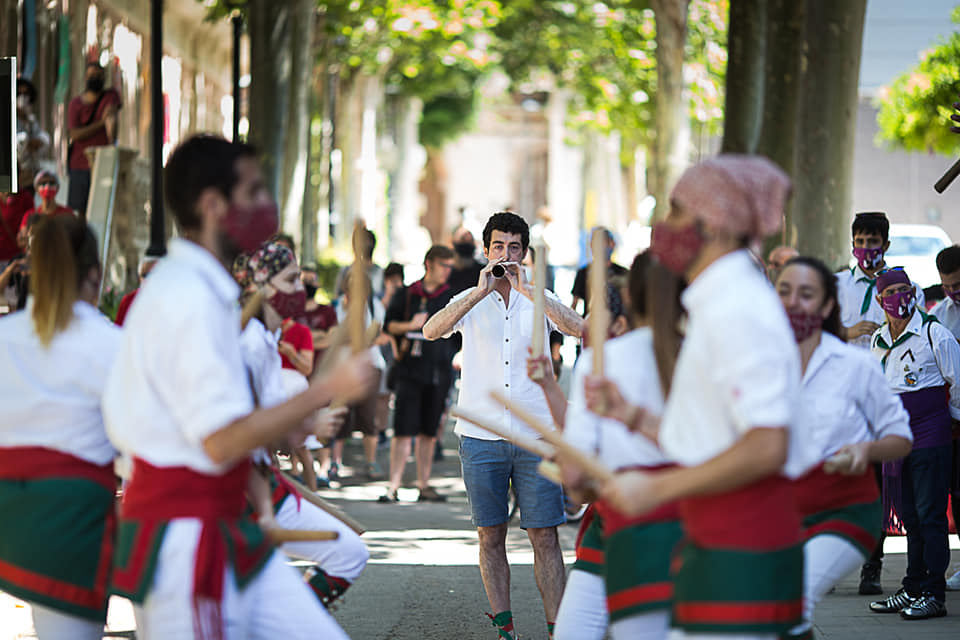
[
  {"xmin": 869, "ymin": 588, "xmax": 917, "ymax": 613},
  {"xmin": 418, "ymin": 486, "xmax": 447, "ymax": 502},
  {"xmin": 899, "ymin": 594, "xmax": 946, "ymax": 620},
  {"xmin": 365, "ymin": 461, "xmax": 385, "ymax": 480},
  {"xmin": 328, "ymin": 462, "xmax": 339, "ymax": 482},
  {"xmin": 946, "ymin": 568, "xmax": 960, "ymax": 591},
  {"xmin": 859, "ymin": 561, "xmax": 882, "ymax": 595}
]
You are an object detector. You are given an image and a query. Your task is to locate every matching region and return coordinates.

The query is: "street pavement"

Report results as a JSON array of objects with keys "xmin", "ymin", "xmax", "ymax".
[{"xmin": 2, "ymin": 423, "xmax": 960, "ymax": 639}]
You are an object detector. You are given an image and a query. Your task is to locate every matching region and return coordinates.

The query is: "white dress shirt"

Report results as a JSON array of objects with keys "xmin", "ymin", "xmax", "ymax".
[
  {"xmin": 659, "ymin": 251, "xmax": 803, "ymax": 475},
  {"xmin": 564, "ymin": 328, "xmax": 668, "ymax": 470},
  {"xmin": 0, "ymin": 301, "xmax": 120, "ymax": 465},
  {"xmin": 870, "ymin": 310, "xmax": 960, "ymax": 420},
  {"xmin": 103, "ymin": 239, "xmax": 254, "ymax": 474},
  {"xmin": 790, "ymin": 332, "xmax": 912, "ymax": 476},
  {"xmin": 444, "ymin": 286, "xmax": 561, "ymax": 441},
  {"xmin": 240, "ymin": 318, "xmax": 288, "ymax": 409},
  {"xmin": 835, "ymin": 265, "xmax": 925, "ymax": 350},
  {"xmin": 928, "ymin": 296, "xmax": 960, "ymax": 339}
]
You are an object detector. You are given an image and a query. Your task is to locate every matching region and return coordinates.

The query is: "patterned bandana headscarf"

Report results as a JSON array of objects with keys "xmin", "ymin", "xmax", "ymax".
[
  {"xmin": 232, "ymin": 242, "xmax": 295, "ymax": 292},
  {"xmin": 669, "ymin": 154, "xmax": 792, "ymax": 242}
]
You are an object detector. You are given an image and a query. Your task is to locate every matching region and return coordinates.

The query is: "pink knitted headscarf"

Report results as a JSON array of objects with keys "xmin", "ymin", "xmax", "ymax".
[{"xmin": 669, "ymin": 155, "xmax": 792, "ymax": 242}]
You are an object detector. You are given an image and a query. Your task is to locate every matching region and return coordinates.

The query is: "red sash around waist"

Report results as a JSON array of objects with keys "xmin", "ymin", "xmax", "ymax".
[
  {"xmin": 794, "ymin": 461, "xmax": 879, "ymax": 518},
  {"xmin": 595, "ymin": 464, "xmax": 681, "ymax": 535},
  {"xmin": 0, "ymin": 446, "xmax": 115, "ymax": 491},
  {"xmin": 679, "ymin": 475, "xmax": 801, "ymax": 551},
  {"xmin": 120, "ymin": 457, "xmax": 256, "ymax": 632}
]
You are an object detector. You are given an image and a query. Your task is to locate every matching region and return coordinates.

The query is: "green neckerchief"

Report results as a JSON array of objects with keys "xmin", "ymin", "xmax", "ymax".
[
  {"xmin": 853, "ymin": 266, "xmax": 877, "ymax": 315},
  {"xmin": 875, "ymin": 310, "xmax": 936, "ymax": 371}
]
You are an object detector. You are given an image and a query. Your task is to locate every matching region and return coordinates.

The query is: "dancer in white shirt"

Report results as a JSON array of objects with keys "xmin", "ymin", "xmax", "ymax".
[
  {"xmin": 775, "ymin": 256, "xmax": 912, "ymax": 638},
  {"xmin": 102, "ymin": 135, "xmax": 375, "ymax": 639},
  {"xmin": 0, "ymin": 216, "xmax": 120, "ymax": 639},
  {"xmin": 589, "ymin": 155, "xmax": 803, "ymax": 640}
]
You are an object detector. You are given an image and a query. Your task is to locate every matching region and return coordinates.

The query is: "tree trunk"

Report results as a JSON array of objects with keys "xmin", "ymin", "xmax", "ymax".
[
  {"xmin": 248, "ymin": 0, "xmax": 292, "ymax": 201},
  {"xmin": 720, "ymin": 0, "xmax": 766, "ymax": 154},
  {"xmin": 755, "ymin": 0, "xmax": 805, "ymax": 178},
  {"xmin": 389, "ymin": 95, "xmax": 425, "ymax": 264},
  {"xmin": 649, "ymin": 0, "xmax": 690, "ymax": 221},
  {"xmin": 278, "ymin": 0, "xmax": 314, "ymax": 245},
  {"xmin": 336, "ymin": 72, "xmax": 384, "ymax": 237},
  {"xmin": 791, "ymin": 0, "xmax": 866, "ymax": 267},
  {"xmin": 419, "ymin": 146, "xmax": 448, "ymax": 244}
]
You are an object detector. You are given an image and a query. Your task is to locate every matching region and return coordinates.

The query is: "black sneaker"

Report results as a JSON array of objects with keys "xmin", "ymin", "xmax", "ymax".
[
  {"xmin": 869, "ymin": 587, "xmax": 917, "ymax": 613},
  {"xmin": 900, "ymin": 594, "xmax": 946, "ymax": 620},
  {"xmin": 859, "ymin": 562, "xmax": 882, "ymax": 595}
]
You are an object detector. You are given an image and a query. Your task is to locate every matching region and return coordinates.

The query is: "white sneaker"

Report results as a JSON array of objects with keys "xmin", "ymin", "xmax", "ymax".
[{"xmin": 946, "ymin": 568, "xmax": 960, "ymax": 591}]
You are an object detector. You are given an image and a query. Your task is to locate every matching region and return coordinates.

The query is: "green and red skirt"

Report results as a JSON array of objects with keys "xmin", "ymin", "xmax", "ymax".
[
  {"xmin": 594, "ymin": 492, "xmax": 682, "ymax": 622},
  {"xmin": 794, "ymin": 462, "xmax": 881, "ymax": 557},
  {"xmin": 0, "ymin": 446, "xmax": 116, "ymax": 622},
  {"xmin": 571, "ymin": 506, "xmax": 604, "ymax": 576},
  {"xmin": 672, "ymin": 475, "xmax": 803, "ymax": 635}
]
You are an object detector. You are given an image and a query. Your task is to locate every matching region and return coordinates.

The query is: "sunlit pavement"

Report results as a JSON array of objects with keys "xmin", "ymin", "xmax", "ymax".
[{"xmin": 3, "ymin": 418, "xmax": 960, "ymax": 639}]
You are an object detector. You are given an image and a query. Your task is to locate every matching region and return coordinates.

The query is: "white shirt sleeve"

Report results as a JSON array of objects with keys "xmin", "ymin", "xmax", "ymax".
[
  {"xmin": 929, "ymin": 322, "xmax": 960, "ymax": 421},
  {"xmin": 563, "ymin": 347, "xmax": 597, "ymax": 453},
  {"xmin": 857, "ymin": 353, "xmax": 913, "ymax": 443},
  {"xmin": 146, "ymin": 302, "xmax": 254, "ymax": 447}
]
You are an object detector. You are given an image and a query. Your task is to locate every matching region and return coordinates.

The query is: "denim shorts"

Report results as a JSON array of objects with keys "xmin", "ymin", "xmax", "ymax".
[{"xmin": 458, "ymin": 435, "xmax": 565, "ymax": 529}]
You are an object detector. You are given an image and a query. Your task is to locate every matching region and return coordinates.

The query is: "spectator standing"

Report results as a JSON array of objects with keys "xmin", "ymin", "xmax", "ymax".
[
  {"xmin": 114, "ymin": 255, "xmax": 158, "ymax": 326},
  {"xmin": 926, "ymin": 244, "xmax": 960, "ymax": 592},
  {"xmin": 423, "ymin": 211, "xmax": 584, "ymax": 640},
  {"xmin": 66, "ymin": 62, "xmax": 121, "ymax": 217},
  {"xmin": 379, "ymin": 245, "xmax": 457, "ymax": 503},
  {"xmin": 766, "ymin": 244, "xmax": 799, "ymax": 283},
  {"xmin": 448, "ymin": 226, "xmax": 484, "ymax": 295},
  {"xmin": 15, "ymin": 77, "xmax": 51, "ymax": 182},
  {"xmin": 570, "ymin": 227, "xmax": 626, "ymax": 317},
  {"xmin": 18, "ymin": 171, "xmax": 74, "ymax": 239}
]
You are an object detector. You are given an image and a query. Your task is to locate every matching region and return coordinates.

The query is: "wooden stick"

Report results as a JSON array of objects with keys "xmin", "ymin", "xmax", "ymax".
[
  {"xmin": 823, "ymin": 451, "xmax": 853, "ymax": 474},
  {"xmin": 348, "ymin": 222, "xmax": 370, "ymax": 354},
  {"xmin": 537, "ymin": 460, "xmax": 562, "ymax": 485},
  {"xmin": 240, "ymin": 289, "xmax": 266, "ymax": 331},
  {"xmin": 489, "ymin": 390, "xmax": 614, "ymax": 483},
  {"xmin": 588, "ymin": 228, "xmax": 609, "ymax": 376},
  {"xmin": 280, "ymin": 470, "xmax": 367, "ymax": 535},
  {"xmin": 266, "ymin": 527, "xmax": 340, "ymax": 544},
  {"xmin": 450, "ymin": 407, "xmax": 555, "ymax": 459},
  {"xmin": 530, "ymin": 238, "xmax": 548, "ymax": 381}
]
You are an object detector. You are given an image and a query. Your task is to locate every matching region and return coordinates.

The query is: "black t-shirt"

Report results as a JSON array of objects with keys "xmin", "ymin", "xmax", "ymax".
[
  {"xmin": 447, "ymin": 259, "xmax": 484, "ymax": 296},
  {"xmin": 571, "ymin": 262, "xmax": 628, "ymax": 317},
  {"xmin": 385, "ymin": 281, "xmax": 456, "ymax": 385}
]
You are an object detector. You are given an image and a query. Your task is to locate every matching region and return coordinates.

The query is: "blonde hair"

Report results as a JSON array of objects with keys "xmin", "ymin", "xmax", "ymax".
[{"xmin": 29, "ymin": 216, "xmax": 99, "ymax": 347}]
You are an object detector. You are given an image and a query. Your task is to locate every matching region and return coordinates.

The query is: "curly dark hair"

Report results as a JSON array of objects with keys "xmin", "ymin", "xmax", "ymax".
[{"xmin": 482, "ymin": 211, "xmax": 529, "ymax": 252}]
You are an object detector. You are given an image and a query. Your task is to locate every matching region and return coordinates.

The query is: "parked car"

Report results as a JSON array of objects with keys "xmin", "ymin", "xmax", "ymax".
[{"xmin": 882, "ymin": 224, "xmax": 953, "ymax": 289}]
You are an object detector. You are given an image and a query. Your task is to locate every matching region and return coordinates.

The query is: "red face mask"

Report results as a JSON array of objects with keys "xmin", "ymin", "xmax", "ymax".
[
  {"xmin": 222, "ymin": 201, "xmax": 279, "ymax": 253},
  {"xmin": 649, "ymin": 221, "xmax": 705, "ymax": 277},
  {"xmin": 268, "ymin": 289, "xmax": 306, "ymax": 319},
  {"xmin": 787, "ymin": 310, "xmax": 823, "ymax": 343},
  {"xmin": 37, "ymin": 185, "xmax": 58, "ymax": 200}
]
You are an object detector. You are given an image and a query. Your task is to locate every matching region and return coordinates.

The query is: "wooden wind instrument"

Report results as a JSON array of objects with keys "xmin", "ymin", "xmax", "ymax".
[
  {"xmin": 489, "ymin": 390, "xmax": 614, "ymax": 484},
  {"xmin": 529, "ymin": 238, "xmax": 548, "ymax": 381}
]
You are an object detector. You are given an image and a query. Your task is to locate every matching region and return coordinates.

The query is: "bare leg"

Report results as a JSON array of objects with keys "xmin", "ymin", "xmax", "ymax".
[
  {"xmin": 295, "ymin": 445, "xmax": 317, "ymax": 491},
  {"xmin": 315, "ymin": 448, "xmax": 331, "ymax": 477},
  {"xmin": 478, "ymin": 523, "xmax": 511, "ymax": 614},
  {"xmin": 363, "ymin": 435, "xmax": 378, "ymax": 465},
  {"xmin": 388, "ymin": 436, "xmax": 413, "ymax": 494},
  {"xmin": 527, "ymin": 526, "xmax": 565, "ymax": 621},
  {"xmin": 415, "ymin": 435, "xmax": 436, "ymax": 489},
  {"xmin": 332, "ymin": 440, "xmax": 344, "ymax": 467}
]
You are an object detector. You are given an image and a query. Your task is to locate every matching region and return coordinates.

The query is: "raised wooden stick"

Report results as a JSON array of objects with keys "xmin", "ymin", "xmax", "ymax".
[
  {"xmin": 451, "ymin": 407, "xmax": 555, "ymax": 459},
  {"xmin": 588, "ymin": 228, "xmax": 609, "ymax": 376},
  {"xmin": 280, "ymin": 470, "xmax": 367, "ymax": 535},
  {"xmin": 529, "ymin": 238, "xmax": 548, "ymax": 381},
  {"xmin": 347, "ymin": 221, "xmax": 371, "ymax": 354},
  {"xmin": 489, "ymin": 390, "xmax": 614, "ymax": 484},
  {"xmin": 266, "ymin": 527, "xmax": 340, "ymax": 544}
]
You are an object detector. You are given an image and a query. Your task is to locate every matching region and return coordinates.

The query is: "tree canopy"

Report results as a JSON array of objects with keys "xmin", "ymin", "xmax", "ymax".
[{"xmin": 875, "ymin": 6, "xmax": 960, "ymax": 155}]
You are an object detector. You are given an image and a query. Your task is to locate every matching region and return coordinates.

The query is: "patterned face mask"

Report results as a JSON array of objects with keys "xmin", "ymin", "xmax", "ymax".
[
  {"xmin": 787, "ymin": 311, "xmax": 823, "ymax": 343},
  {"xmin": 880, "ymin": 290, "xmax": 915, "ymax": 319},
  {"xmin": 852, "ymin": 246, "xmax": 884, "ymax": 272},
  {"xmin": 650, "ymin": 221, "xmax": 704, "ymax": 277}
]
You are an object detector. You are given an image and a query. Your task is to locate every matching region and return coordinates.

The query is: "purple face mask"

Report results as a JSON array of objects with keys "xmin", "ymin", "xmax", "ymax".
[
  {"xmin": 852, "ymin": 246, "xmax": 884, "ymax": 272},
  {"xmin": 880, "ymin": 290, "xmax": 915, "ymax": 319},
  {"xmin": 948, "ymin": 290, "xmax": 960, "ymax": 306}
]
